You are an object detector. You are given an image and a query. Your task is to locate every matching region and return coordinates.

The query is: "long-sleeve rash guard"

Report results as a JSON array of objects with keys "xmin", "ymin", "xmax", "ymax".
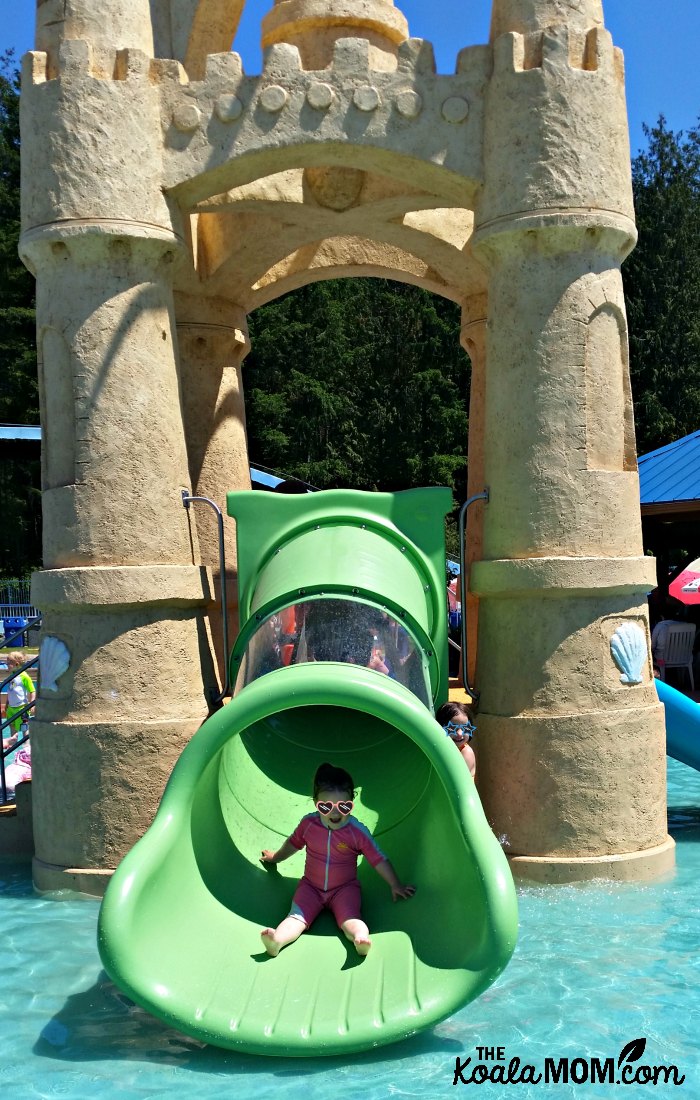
[{"xmin": 286, "ymin": 813, "xmax": 386, "ymax": 892}]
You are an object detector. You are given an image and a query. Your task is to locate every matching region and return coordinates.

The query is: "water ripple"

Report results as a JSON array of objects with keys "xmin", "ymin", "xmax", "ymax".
[{"xmin": 1, "ymin": 759, "xmax": 699, "ymax": 1097}]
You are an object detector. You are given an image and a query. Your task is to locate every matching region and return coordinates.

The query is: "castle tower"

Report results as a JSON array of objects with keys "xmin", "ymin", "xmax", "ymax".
[
  {"xmin": 20, "ymin": 12, "xmax": 218, "ymax": 892},
  {"xmin": 490, "ymin": 0, "xmax": 603, "ymax": 38},
  {"xmin": 34, "ymin": 0, "xmax": 155, "ymax": 77},
  {"xmin": 261, "ymin": 0, "xmax": 409, "ymax": 70},
  {"xmin": 470, "ymin": 0, "xmax": 672, "ymax": 879}
]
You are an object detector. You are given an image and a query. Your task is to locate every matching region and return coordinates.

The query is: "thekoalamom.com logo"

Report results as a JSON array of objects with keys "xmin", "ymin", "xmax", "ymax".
[{"xmin": 452, "ymin": 1038, "xmax": 685, "ymax": 1088}]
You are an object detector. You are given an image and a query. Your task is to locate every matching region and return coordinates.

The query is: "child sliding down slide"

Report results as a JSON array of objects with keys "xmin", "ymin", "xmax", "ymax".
[{"xmin": 260, "ymin": 762, "xmax": 416, "ymax": 957}]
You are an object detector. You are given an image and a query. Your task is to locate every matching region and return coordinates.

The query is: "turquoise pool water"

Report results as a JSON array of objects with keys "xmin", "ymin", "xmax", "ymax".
[{"xmin": 3, "ymin": 760, "xmax": 699, "ymax": 1099}]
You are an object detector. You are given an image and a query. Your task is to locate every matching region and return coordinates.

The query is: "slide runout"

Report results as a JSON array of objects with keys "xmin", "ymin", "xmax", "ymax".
[
  {"xmin": 98, "ymin": 663, "xmax": 518, "ymax": 1056},
  {"xmin": 656, "ymin": 678, "xmax": 700, "ymax": 772}
]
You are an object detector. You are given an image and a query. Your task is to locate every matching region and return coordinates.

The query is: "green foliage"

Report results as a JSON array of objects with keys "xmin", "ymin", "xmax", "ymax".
[
  {"xmin": 247, "ymin": 279, "xmax": 470, "ymax": 500},
  {"xmin": 0, "ymin": 53, "xmax": 40, "ymax": 574},
  {"xmin": 0, "ymin": 457, "xmax": 41, "ymax": 575},
  {"xmin": 0, "ymin": 53, "xmax": 37, "ymax": 424},
  {"xmin": 623, "ymin": 116, "xmax": 700, "ymax": 455}
]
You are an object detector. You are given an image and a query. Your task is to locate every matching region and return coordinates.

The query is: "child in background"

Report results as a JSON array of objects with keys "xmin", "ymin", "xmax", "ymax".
[
  {"xmin": 260, "ymin": 762, "xmax": 415, "ymax": 957},
  {"xmin": 2, "ymin": 742, "xmax": 32, "ymax": 799},
  {"xmin": 2, "ymin": 652, "xmax": 35, "ymax": 761},
  {"xmin": 436, "ymin": 701, "xmax": 476, "ymax": 778}
]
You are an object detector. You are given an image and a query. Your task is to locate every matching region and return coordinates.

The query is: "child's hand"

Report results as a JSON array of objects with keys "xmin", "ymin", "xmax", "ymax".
[
  {"xmin": 260, "ymin": 849, "xmax": 278, "ymax": 866},
  {"xmin": 392, "ymin": 883, "xmax": 416, "ymax": 901}
]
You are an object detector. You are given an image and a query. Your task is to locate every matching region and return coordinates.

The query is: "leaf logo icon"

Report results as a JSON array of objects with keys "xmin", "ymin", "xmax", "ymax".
[{"xmin": 618, "ymin": 1038, "xmax": 647, "ymax": 1067}]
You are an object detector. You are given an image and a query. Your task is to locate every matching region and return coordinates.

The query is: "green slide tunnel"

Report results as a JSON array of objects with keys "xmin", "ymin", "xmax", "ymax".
[{"xmin": 98, "ymin": 489, "xmax": 518, "ymax": 1056}]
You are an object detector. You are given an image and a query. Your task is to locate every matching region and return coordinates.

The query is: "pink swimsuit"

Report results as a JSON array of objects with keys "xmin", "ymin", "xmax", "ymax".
[{"xmin": 286, "ymin": 813, "xmax": 386, "ymax": 927}]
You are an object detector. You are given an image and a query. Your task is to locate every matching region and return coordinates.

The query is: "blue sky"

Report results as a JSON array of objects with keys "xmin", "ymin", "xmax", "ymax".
[{"xmin": 4, "ymin": 0, "xmax": 699, "ymax": 156}]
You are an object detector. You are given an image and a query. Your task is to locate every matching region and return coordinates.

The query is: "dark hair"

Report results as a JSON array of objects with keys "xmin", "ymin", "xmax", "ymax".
[
  {"xmin": 313, "ymin": 762, "xmax": 355, "ymax": 801},
  {"xmin": 435, "ymin": 701, "xmax": 474, "ymax": 727}
]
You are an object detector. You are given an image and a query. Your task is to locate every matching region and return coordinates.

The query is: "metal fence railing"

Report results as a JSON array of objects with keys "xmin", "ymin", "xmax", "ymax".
[
  {"xmin": 0, "ymin": 605, "xmax": 40, "ymax": 620},
  {"xmin": 0, "ymin": 578, "xmax": 31, "ymax": 604},
  {"xmin": 0, "ymin": 617, "xmax": 41, "ymax": 805},
  {"xmin": 0, "ymin": 579, "xmax": 41, "ymax": 641}
]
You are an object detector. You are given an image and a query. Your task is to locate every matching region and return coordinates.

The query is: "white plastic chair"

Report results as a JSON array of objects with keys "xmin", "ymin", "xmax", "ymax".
[{"xmin": 658, "ymin": 623, "xmax": 696, "ymax": 689}]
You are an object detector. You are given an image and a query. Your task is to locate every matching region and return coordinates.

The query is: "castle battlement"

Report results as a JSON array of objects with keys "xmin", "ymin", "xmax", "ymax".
[
  {"xmin": 24, "ymin": 40, "xmax": 155, "ymax": 86},
  {"xmin": 492, "ymin": 25, "xmax": 621, "ymax": 78},
  {"xmin": 21, "ymin": 33, "xmax": 493, "ymax": 217},
  {"xmin": 152, "ymin": 37, "xmax": 491, "ymax": 197},
  {"xmin": 24, "ymin": 34, "xmax": 493, "ymax": 88}
]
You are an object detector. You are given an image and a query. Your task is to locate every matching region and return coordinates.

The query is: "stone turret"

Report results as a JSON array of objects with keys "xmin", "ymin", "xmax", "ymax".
[
  {"xmin": 490, "ymin": 0, "xmax": 603, "ymax": 38},
  {"xmin": 261, "ymin": 0, "xmax": 409, "ymax": 70},
  {"xmin": 35, "ymin": 0, "xmax": 155, "ymax": 77},
  {"xmin": 21, "ymin": 19, "xmax": 215, "ymax": 892},
  {"xmin": 469, "ymin": 0, "xmax": 671, "ymax": 881}
]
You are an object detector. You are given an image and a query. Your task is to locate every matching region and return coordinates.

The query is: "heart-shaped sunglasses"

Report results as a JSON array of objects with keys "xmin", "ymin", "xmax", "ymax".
[{"xmin": 316, "ymin": 800, "xmax": 354, "ymax": 817}]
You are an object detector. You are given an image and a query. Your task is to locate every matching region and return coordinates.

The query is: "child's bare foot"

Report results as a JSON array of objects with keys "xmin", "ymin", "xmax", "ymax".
[
  {"xmin": 354, "ymin": 936, "xmax": 372, "ymax": 956},
  {"xmin": 261, "ymin": 928, "xmax": 281, "ymax": 957}
]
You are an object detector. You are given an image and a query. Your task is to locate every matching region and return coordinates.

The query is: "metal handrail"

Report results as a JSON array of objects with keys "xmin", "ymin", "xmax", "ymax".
[
  {"xmin": 181, "ymin": 492, "xmax": 230, "ymax": 705},
  {"xmin": 458, "ymin": 489, "xmax": 489, "ymax": 705},
  {"xmin": 0, "ymin": 620, "xmax": 40, "ymax": 804}
]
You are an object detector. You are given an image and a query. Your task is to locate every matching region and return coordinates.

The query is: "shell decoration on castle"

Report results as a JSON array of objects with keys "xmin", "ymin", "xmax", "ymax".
[
  {"xmin": 39, "ymin": 636, "xmax": 70, "ymax": 692},
  {"xmin": 610, "ymin": 622, "xmax": 647, "ymax": 685}
]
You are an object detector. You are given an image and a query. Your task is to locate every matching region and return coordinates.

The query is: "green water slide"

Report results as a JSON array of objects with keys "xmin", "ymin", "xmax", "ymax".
[{"xmin": 98, "ymin": 489, "xmax": 518, "ymax": 1056}]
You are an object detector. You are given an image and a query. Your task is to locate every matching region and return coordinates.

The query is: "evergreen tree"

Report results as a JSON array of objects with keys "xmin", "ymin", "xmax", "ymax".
[
  {"xmin": 623, "ymin": 117, "xmax": 700, "ymax": 455},
  {"xmin": 0, "ymin": 53, "xmax": 36, "ymax": 422},
  {"xmin": 0, "ymin": 53, "xmax": 40, "ymax": 575},
  {"xmin": 246, "ymin": 279, "xmax": 470, "ymax": 500}
]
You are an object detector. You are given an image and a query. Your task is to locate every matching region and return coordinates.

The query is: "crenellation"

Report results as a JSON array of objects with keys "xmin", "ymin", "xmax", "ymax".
[
  {"xmin": 156, "ymin": 41, "xmax": 488, "ymax": 198},
  {"xmin": 330, "ymin": 37, "xmax": 372, "ymax": 73},
  {"xmin": 150, "ymin": 58, "xmax": 190, "ymax": 86},
  {"xmin": 585, "ymin": 27, "xmax": 618, "ymax": 76},
  {"xmin": 397, "ymin": 38, "xmax": 436, "ymax": 75},
  {"xmin": 583, "ymin": 27, "xmax": 601, "ymax": 72},
  {"xmin": 492, "ymin": 32, "xmax": 525, "ymax": 74},
  {"xmin": 203, "ymin": 52, "xmax": 246, "ymax": 85},
  {"xmin": 23, "ymin": 51, "xmax": 48, "ymax": 87},
  {"xmin": 456, "ymin": 45, "xmax": 492, "ymax": 77},
  {"xmin": 27, "ymin": 39, "xmax": 154, "ymax": 86},
  {"xmin": 113, "ymin": 48, "xmax": 151, "ymax": 83},
  {"xmin": 491, "ymin": 24, "xmax": 616, "ymax": 76},
  {"xmin": 262, "ymin": 42, "xmax": 304, "ymax": 76}
]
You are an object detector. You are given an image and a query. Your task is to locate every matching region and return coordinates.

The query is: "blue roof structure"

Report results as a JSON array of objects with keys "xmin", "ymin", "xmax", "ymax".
[
  {"xmin": 7, "ymin": 422, "xmax": 697, "ymax": 513},
  {"xmin": 0, "ymin": 424, "xmax": 309, "ymax": 492},
  {"xmin": 638, "ymin": 430, "xmax": 700, "ymax": 508},
  {"xmin": 0, "ymin": 424, "xmax": 41, "ymax": 441},
  {"xmin": 249, "ymin": 467, "xmax": 283, "ymax": 488}
]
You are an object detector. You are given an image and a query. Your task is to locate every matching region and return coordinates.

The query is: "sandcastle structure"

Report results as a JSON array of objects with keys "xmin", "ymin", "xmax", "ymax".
[{"xmin": 20, "ymin": 0, "xmax": 673, "ymax": 893}]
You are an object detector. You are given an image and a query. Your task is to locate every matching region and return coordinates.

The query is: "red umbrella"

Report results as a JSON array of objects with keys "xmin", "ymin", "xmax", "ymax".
[{"xmin": 669, "ymin": 558, "xmax": 700, "ymax": 605}]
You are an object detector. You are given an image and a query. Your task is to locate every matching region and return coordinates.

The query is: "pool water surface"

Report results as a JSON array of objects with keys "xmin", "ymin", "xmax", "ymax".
[{"xmin": 2, "ymin": 760, "xmax": 699, "ymax": 1099}]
